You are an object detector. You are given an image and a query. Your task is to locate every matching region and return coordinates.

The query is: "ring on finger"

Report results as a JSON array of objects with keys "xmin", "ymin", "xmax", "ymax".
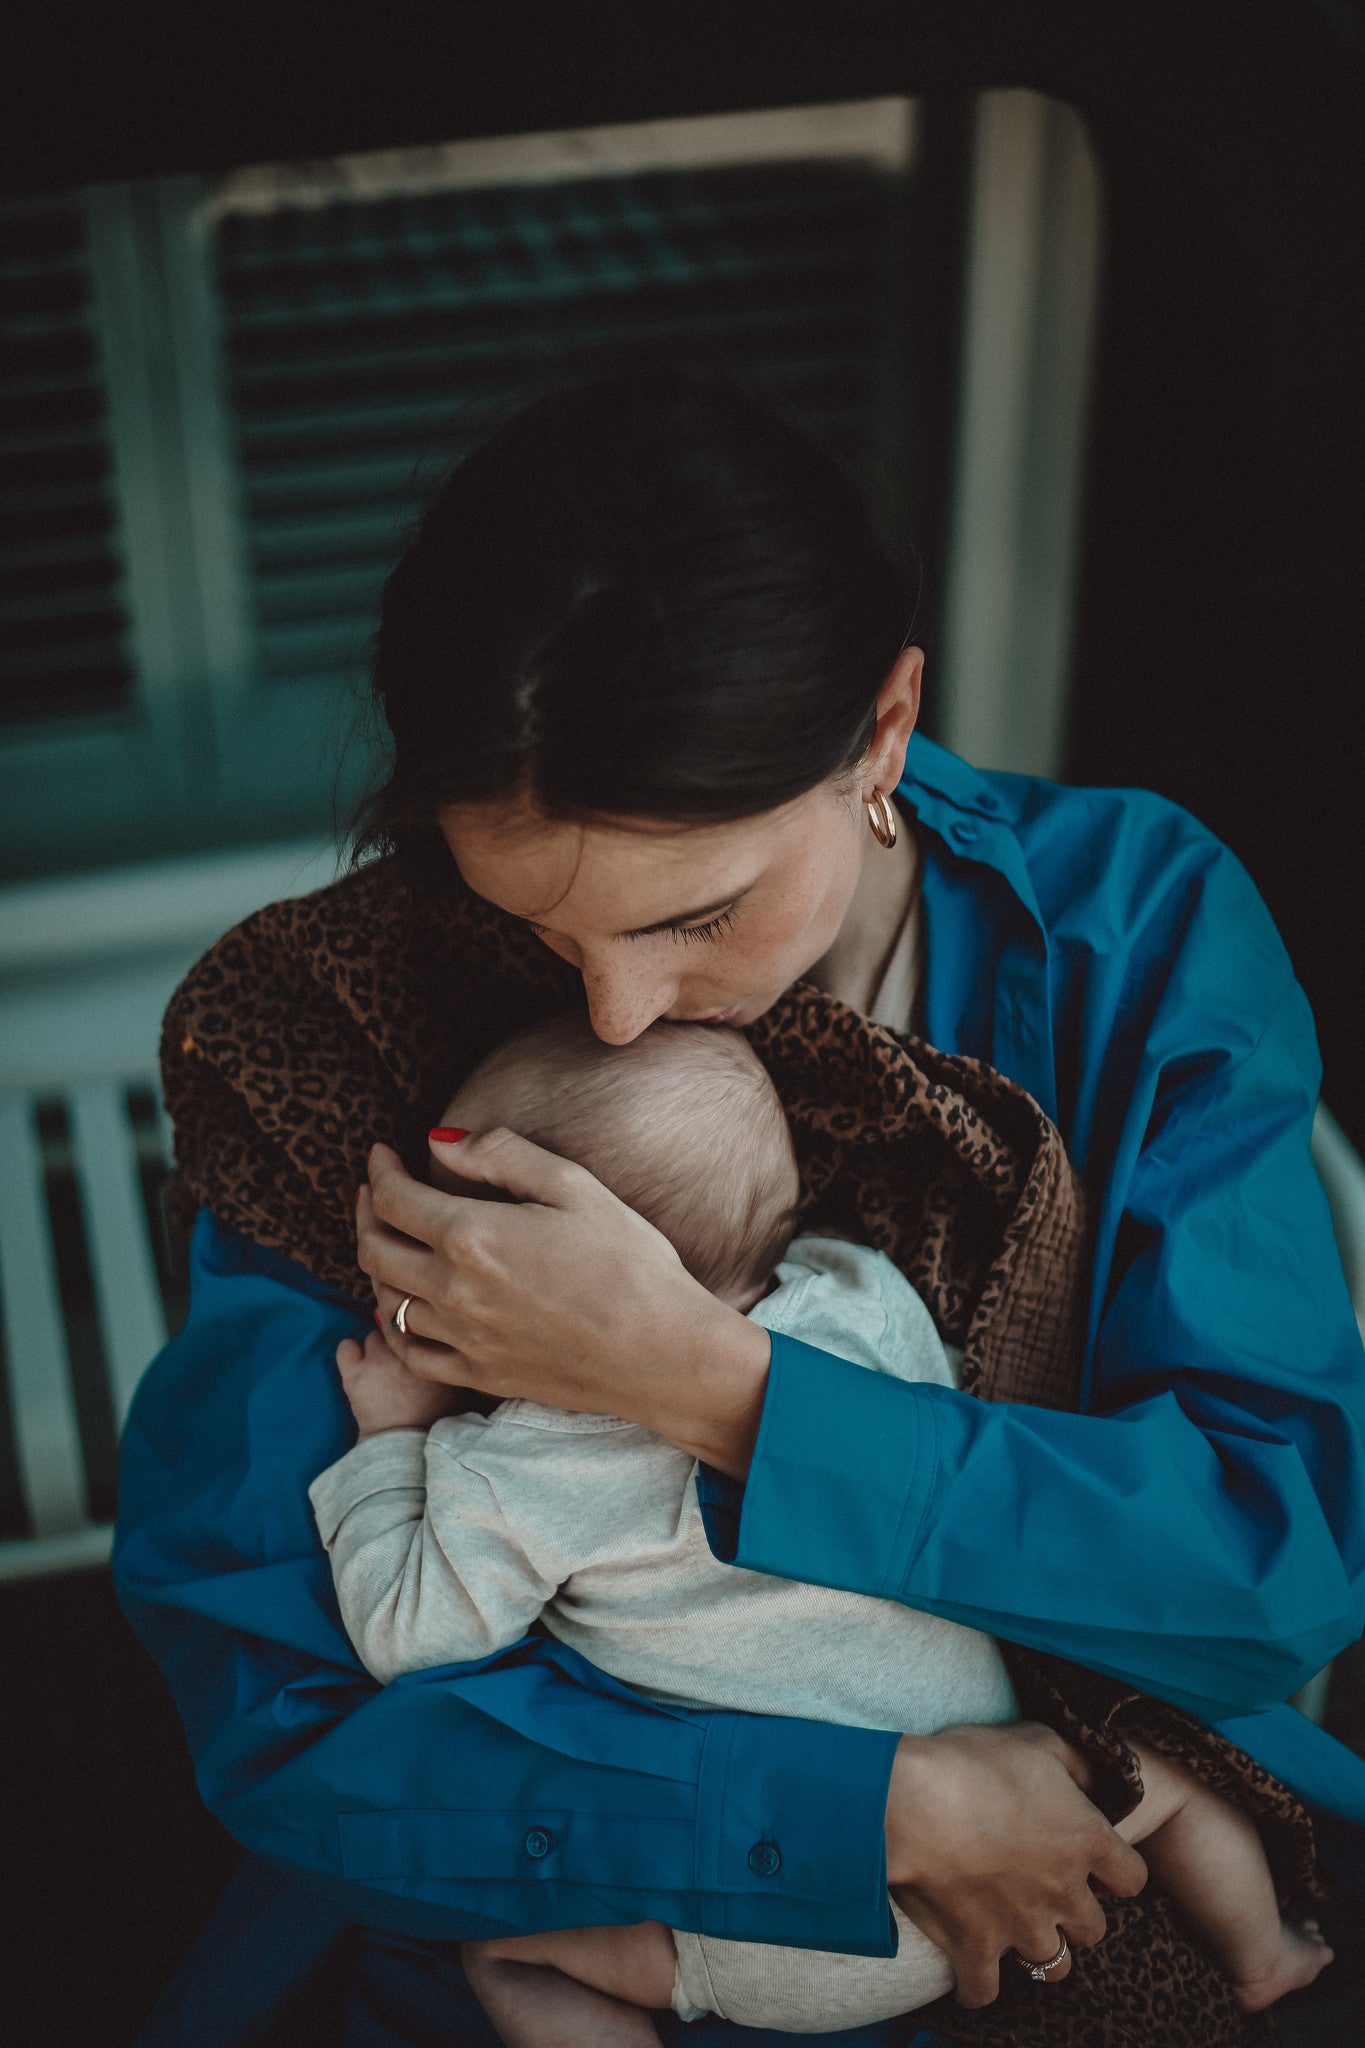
[
  {"xmin": 391, "ymin": 1294, "xmax": 414, "ymax": 1338},
  {"xmin": 1016, "ymin": 1936, "xmax": 1069, "ymax": 1981}
]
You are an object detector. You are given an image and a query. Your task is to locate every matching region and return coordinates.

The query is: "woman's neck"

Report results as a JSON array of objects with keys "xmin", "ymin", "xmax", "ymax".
[{"xmin": 807, "ymin": 798, "xmax": 921, "ymax": 1016}]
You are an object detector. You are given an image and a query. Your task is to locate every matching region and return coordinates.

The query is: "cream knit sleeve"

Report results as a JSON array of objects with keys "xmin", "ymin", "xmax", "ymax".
[{"xmin": 309, "ymin": 1417, "xmax": 563, "ymax": 1685}]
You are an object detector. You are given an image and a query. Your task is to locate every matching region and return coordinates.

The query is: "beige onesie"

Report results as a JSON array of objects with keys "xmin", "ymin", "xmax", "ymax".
[{"xmin": 310, "ymin": 1237, "xmax": 1020, "ymax": 2031}]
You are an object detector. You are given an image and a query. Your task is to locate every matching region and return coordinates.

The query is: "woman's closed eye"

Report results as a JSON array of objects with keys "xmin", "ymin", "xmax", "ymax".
[
  {"xmin": 524, "ymin": 907, "xmax": 737, "ymax": 946},
  {"xmin": 661, "ymin": 909, "xmax": 737, "ymax": 946}
]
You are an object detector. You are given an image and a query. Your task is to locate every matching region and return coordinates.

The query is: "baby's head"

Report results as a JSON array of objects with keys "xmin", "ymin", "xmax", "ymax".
[{"xmin": 437, "ymin": 1014, "xmax": 801, "ymax": 1311}]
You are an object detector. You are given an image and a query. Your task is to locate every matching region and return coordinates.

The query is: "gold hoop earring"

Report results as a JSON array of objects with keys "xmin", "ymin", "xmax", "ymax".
[{"xmin": 866, "ymin": 789, "xmax": 898, "ymax": 849}]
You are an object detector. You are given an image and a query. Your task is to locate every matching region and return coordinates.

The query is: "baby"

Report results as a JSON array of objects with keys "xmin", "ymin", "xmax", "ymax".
[{"xmin": 311, "ymin": 1014, "xmax": 1332, "ymax": 2044}]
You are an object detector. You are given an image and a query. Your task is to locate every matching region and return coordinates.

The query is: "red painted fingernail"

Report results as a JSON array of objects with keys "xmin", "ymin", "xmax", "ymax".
[
  {"xmin": 373, "ymin": 1309, "xmax": 384, "ymax": 1328},
  {"xmin": 355, "ymin": 1186, "xmax": 365, "ymax": 1204},
  {"xmin": 429, "ymin": 1127, "xmax": 468, "ymax": 1143}
]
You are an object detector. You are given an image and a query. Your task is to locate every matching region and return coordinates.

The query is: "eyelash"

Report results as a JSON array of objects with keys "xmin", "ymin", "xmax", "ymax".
[
  {"xmin": 525, "ymin": 908, "xmax": 737, "ymax": 946},
  {"xmin": 669, "ymin": 909, "xmax": 737, "ymax": 945}
]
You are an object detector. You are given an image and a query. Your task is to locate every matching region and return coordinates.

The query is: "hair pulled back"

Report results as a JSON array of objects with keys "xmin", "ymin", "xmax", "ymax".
[{"xmin": 356, "ymin": 361, "xmax": 915, "ymax": 871}]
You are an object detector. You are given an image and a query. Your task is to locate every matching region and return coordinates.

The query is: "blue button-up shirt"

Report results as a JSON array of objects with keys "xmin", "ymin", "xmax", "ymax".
[{"xmin": 114, "ymin": 735, "xmax": 1365, "ymax": 2015}]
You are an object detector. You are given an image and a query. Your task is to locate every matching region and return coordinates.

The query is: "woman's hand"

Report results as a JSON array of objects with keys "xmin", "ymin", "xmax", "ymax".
[
  {"xmin": 884, "ymin": 1722, "xmax": 1148, "ymax": 2008},
  {"xmin": 357, "ymin": 1132, "xmax": 772, "ymax": 1475}
]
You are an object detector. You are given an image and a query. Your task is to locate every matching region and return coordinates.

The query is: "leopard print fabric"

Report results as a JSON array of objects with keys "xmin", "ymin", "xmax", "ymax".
[
  {"xmin": 925, "ymin": 1888, "xmax": 1279, "ymax": 2048},
  {"xmin": 744, "ymin": 990, "xmax": 1088, "ymax": 1410},
  {"xmin": 160, "ymin": 855, "xmax": 1320, "ymax": 2044},
  {"xmin": 162, "ymin": 859, "xmax": 582, "ymax": 1291}
]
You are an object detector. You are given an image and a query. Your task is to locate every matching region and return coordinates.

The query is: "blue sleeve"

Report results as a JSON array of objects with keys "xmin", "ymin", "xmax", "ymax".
[
  {"xmin": 114, "ymin": 1213, "xmax": 898, "ymax": 1951},
  {"xmin": 708, "ymin": 934, "xmax": 1365, "ymax": 1728}
]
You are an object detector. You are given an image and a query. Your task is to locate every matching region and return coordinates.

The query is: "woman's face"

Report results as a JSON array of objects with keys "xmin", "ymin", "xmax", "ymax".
[{"xmin": 439, "ymin": 652, "xmax": 921, "ymax": 1045}]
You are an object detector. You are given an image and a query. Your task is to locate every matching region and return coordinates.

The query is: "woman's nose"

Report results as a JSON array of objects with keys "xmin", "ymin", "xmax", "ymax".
[{"xmin": 581, "ymin": 960, "xmax": 678, "ymax": 1044}]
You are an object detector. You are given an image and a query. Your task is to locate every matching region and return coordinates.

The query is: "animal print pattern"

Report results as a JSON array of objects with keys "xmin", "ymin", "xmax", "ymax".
[
  {"xmin": 926, "ymin": 1888, "xmax": 1279, "ymax": 2048},
  {"xmin": 744, "ymin": 990, "xmax": 1089, "ymax": 1411},
  {"xmin": 159, "ymin": 855, "xmax": 1320, "ymax": 2044}
]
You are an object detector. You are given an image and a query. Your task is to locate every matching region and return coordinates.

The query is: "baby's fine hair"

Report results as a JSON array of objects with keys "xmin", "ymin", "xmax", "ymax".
[{"xmin": 444, "ymin": 1013, "xmax": 801, "ymax": 1303}]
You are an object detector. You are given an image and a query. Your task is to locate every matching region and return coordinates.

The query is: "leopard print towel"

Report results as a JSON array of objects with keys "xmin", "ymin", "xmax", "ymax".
[{"xmin": 160, "ymin": 854, "xmax": 1319, "ymax": 2046}]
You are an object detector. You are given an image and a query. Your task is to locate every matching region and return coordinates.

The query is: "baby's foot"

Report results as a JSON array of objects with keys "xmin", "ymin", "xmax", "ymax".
[{"xmin": 1233, "ymin": 1918, "xmax": 1333, "ymax": 2014}]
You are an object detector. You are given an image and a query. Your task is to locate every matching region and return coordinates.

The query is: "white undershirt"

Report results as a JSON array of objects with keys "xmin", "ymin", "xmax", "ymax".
[{"xmin": 865, "ymin": 853, "xmax": 925, "ymax": 1036}]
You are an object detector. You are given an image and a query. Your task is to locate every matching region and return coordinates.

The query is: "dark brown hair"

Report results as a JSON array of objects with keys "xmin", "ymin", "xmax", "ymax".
[{"xmin": 354, "ymin": 360, "xmax": 916, "ymax": 872}]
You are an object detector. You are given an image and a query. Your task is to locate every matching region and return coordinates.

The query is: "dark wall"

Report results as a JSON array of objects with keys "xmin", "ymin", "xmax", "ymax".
[{"xmin": 4, "ymin": 0, "xmax": 1361, "ymax": 1139}]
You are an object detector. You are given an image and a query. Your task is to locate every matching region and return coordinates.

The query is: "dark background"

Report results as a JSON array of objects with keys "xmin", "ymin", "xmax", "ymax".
[
  {"xmin": 3, "ymin": 0, "xmax": 1361, "ymax": 1140},
  {"xmin": 1, "ymin": 4, "xmax": 1362, "ymax": 2043}
]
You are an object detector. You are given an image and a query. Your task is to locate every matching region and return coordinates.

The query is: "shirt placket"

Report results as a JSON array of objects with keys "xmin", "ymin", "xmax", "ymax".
[{"xmin": 910, "ymin": 788, "xmax": 1057, "ymax": 1122}]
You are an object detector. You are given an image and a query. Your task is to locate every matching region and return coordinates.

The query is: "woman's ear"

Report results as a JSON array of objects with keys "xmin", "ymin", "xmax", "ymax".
[{"xmin": 864, "ymin": 647, "xmax": 924, "ymax": 795}]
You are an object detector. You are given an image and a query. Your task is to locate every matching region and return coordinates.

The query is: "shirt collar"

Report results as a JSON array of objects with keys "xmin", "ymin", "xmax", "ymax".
[{"xmin": 899, "ymin": 732, "xmax": 1046, "ymax": 935}]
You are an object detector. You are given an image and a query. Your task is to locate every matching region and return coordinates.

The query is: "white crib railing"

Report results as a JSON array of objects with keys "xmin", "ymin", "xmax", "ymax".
[
  {"xmin": 0, "ymin": 1077, "xmax": 171, "ymax": 1575},
  {"xmin": 0, "ymin": 839, "xmax": 334, "ymax": 1579}
]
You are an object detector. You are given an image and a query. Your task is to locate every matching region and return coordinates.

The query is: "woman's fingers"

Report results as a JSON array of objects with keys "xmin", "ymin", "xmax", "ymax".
[
  {"xmin": 1054, "ymin": 1735, "xmax": 1094, "ymax": 1795},
  {"xmin": 370, "ymin": 1282, "xmax": 466, "ymax": 1382},
  {"xmin": 356, "ymin": 1184, "xmax": 444, "ymax": 1296},
  {"xmin": 357, "ymin": 1132, "xmax": 744, "ymax": 1441},
  {"xmin": 1092, "ymin": 1829, "xmax": 1148, "ymax": 1900},
  {"xmin": 949, "ymin": 1945, "xmax": 1004, "ymax": 2009},
  {"xmin": 366, "ymin": 1145, "xmax": 470, "ymax": 1250},
  {"xmin": 366, "ymin": 1136, "xmax": 600, "ymax": 1276},
  {"xmin": 886, "ymin": 1722, "xmax": 1152, "ymax": 2011},
  {"xmin": 1064, "ymin": 1883, "xmax": 1111, "ymax": 1950},
  {"xmin": 370, "ymin": 1132, "xmax": 591, "ymax": 1246},
  {"xmin": 427, "ymin": 1125, "xmax": 590, "ymax": 1207},
  {"xmin": 1014, "ymin": 1928, "xmax": 1072, "ymax": 1981}
]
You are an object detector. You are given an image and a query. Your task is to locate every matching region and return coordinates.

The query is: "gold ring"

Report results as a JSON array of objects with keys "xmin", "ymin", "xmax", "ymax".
[
  {"xmin": 1018, "ymin": 1936, "xmax": 1070, "ymax": 1981},
  {"xmin": 391, "ymin": 1294, "xmax": 413, "ymax": 1338}
]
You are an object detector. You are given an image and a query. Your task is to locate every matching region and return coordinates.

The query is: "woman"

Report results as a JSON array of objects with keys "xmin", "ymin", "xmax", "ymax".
[{"xmin": 116, "ymin": 364, "xmax": 1365, "ymax": 2048}]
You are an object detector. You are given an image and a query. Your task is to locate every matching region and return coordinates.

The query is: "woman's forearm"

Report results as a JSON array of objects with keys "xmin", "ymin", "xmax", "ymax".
[
  {"xmin": 635, "ymin": 1286, "xmax": 772, "ymax": 1477},
  {"xmin": 115, "ymin": 1214, "xmax": 897, "ymax": 1950},
  {"xmin": 712, "ymin": 1334, "xmax": 1363, "ymax": 1719},
  {"xmin": 707, "ymin": 992, "xmax": 1365, "ymax": 1720}
]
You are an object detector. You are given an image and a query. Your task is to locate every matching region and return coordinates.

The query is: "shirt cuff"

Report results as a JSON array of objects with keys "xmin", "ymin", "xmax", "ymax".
[
  {"xmin": 699, "ymin": 1333, "xmax": 940, "ymax": 1600},
  {"xmin": 692, "ymin": 1706, "xmax": 900, "ymax": 1953},
  {"xmin": 308, "ymin": 1429, "xmax": 429, "ymax": 1547}
]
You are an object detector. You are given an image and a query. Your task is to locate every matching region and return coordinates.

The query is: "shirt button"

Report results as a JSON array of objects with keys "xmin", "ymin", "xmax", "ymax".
[
  {"xmin": 950, "ymin": 818, "xmax": 980, "ymax": 846},
  {"xmin": 524, "ymin": 1828, "xmax": 552, "ymax": 1859},
  {"xmin": 748, "ymin": 1841, "xmax": 782, "ymax": 1877}
]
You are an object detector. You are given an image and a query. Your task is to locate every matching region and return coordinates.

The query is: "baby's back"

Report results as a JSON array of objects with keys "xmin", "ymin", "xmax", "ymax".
[{"xmin": 434, "ymin": 1238, "xmax": 1018, "ymax": 1735}]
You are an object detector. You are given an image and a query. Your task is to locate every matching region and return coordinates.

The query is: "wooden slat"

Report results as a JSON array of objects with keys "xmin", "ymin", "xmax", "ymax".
[
  {"xmin": 69, "ymin": 1083, "xmax": 168, "ymax": 1428},
  {"xmin": 0, "ymin": 1093, "xmax": 86, "ymax": 1535}
]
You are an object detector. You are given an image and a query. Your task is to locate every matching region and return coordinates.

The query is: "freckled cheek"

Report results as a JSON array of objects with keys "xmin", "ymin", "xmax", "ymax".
[{"xmin": 728, "ymin": 900, "xmax": 824, "ymax": 981}]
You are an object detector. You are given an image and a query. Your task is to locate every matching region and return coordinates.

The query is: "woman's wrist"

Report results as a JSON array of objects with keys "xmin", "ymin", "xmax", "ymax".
[
  {"xmin": 642, "ymin": 1290, "xmax": 772, "ymax": 1478},
  {"xmin": 884, "ymin": 1733, "xmax": 929, "ymax": 1888}
]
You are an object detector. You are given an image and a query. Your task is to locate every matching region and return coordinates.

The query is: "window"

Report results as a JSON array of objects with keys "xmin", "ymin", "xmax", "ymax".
[{"xmin": 1, "ymin": 99, "xmax": 944, "ymax": 879}]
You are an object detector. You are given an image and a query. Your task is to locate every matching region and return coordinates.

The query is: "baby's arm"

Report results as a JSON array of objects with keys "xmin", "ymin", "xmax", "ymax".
[{"xmin": 310, "ymin": 1332, "xmax": 559, "ymax": 1682}]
